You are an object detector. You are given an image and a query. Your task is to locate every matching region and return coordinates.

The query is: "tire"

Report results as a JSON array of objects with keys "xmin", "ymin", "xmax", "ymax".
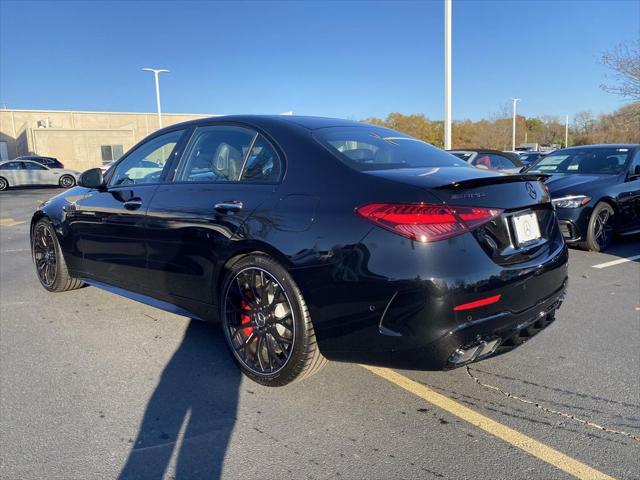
[
  {"xmin": 59, "ymin": 175, "xmax": 76, "ymax": 188},
  {"xmin": 32, "ymin": 218, "xmax": 84, "ymax": 292},
  {"xmin": 221, "ymin": 254, "xmax": 326, "ymax": 386},
  {"xmin": 580, "ymin": 202, "xmax": 615, "ymax": 252},
  {"xmin": 0, "ymin": 177, "xmax": 8, "ymax": 191}
]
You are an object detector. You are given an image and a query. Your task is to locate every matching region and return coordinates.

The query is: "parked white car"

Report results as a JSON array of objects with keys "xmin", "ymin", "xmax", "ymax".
[{"xmin": 0, "ymin": 160, "xmax": 80, "ymax": 191}]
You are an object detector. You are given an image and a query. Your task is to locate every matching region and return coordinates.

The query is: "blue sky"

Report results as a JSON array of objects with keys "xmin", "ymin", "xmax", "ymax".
[{"xmin": 0, "ymin": 0, "xmax": 638, "ymax": 120}]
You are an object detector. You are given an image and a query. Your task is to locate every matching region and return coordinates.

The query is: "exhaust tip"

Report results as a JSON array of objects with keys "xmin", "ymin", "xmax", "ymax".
[{"xmin": 448, "ymin": 338, "xmax": 501, "ymax": 366}]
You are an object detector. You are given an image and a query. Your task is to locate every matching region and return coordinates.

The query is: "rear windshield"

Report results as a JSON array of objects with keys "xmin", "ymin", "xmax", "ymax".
[
  {"xmin": 314, "ymin": 126, "xmax": 468, "ymax": 171},
  {"xmin": 528, "ymin": 148, "xmax": 630, "ymax": 174},
  {"xmin": 450, "ymin": 152, "xmax": 474, "ymax": 161}
]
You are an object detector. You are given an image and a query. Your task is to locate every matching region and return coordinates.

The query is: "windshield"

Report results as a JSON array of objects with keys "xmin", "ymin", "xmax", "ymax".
[
  {"xmin": 519, "ymin": 153, "xmax": 541, "ymax": 162},
  {"xmin": 314, "ymin": 127, "xmax": 468, "ymax": 171},
  {"xmin": 528, "ymin": 147, "xmax": 630, "ymax": 174}
]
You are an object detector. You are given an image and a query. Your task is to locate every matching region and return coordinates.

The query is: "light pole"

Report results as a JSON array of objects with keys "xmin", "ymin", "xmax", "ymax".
[
  {"xmin": 511, "ymin": 97, "xmax": 520, "ymax": 151},
  {"xmin": 142, "ymin": 68, "xmax": 170, "ymax": 128},
  {"xmin": 444, "ymin": 0, "xmax": 452, "ymax": 150},
  {"xmin": 565, "ymin": 114, "xmax": 569, "ymax": 147}
]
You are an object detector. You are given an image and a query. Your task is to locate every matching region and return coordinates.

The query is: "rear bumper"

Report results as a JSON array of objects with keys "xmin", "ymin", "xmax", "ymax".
[
  {"xmin": 443, "ymin": 281, "xmax": 566, "ymax": 367},
  {"xmin": 299, "ymin": 225, "xmax": 569, "ymax": 370},
  {"xmin": 318, "ymin": 278, "xmax": 567, "ymax": 370}
]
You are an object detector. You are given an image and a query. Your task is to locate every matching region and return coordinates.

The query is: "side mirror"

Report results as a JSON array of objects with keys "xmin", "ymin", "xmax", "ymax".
[{"xmin": 78, "ymin": 168, "xmax": 105, "ymax": 189}]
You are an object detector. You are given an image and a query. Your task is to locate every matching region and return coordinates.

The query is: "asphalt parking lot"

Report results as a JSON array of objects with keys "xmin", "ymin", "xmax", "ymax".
[{"xmin": 1, "ymin": 187, "xmax": 638, "ymax": 480}]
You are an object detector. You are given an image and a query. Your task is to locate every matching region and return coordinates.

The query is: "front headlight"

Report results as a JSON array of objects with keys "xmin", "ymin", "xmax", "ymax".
[{"xmin": 552, "ymin": 195, "xmax": 591, "ymax": 208}]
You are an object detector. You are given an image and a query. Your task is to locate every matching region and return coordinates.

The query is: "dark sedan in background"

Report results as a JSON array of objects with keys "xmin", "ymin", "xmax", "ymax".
[
  {"xmin": 527, "ymin": 144, "xmax": 640, "ymax": 251},
  {"xmin": 31, "ymin": 116, "xmax": 568, "ymax": 386}
]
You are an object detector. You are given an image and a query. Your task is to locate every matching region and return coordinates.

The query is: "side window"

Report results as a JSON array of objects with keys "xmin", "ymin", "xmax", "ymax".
[
  {"xmin": 0, "ymin": 162, "xmax": 22, "ymax": 170},
  {"xmin": 629, "ymin": 150, "xmax": 640, "ymax": 177},
  {"xmin": 23, "ymin": 162, "xmax": 47, "ymax": 170},
  {"xmin": 109, "ymin": 130, "xmax": 183, "ymax": 186},
  {"xmin": 176, "ymin": 126, "xmax": 256, "ymax": 182},
  {"xmin": 241, "ymin": 135, "xmax": 282, "ymax": 182}
]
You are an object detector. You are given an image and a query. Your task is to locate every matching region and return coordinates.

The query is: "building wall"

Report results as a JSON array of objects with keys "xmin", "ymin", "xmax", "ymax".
[{"xmin": 0, "ymin": 109, "xmax": 217, "ymax": 170}]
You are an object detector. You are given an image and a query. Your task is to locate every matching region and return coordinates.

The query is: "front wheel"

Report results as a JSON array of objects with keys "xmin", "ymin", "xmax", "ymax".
[
  {"xmin": 221, "ymin": 254, "xmax": 326, "ymax": 386},
  {"xmin": 59, "ymin": 175, "xmax": 76, "ymax": 188},
  {"xmin": 32, "ymin": 218, "xmax": 84, "ymax": 292},
  {"xmin": 0, "ymin": 177, "xmax": 8, "ymax": 191},
  {"xmin": 581, "ymin": 202, "xmax": 614, "ymax": 252}
]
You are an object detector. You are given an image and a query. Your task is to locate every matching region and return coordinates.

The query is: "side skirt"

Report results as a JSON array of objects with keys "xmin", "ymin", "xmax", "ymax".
[{"xmin": 81, "ymin": 278, "xmax": 204, "ymax": 321}]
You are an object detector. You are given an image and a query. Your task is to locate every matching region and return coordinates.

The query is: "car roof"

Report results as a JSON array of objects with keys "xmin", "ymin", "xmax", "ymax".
[
  {"xmin": 558, "ymin": 144, "xmax": 640, "ymax": 151},
  {"xmin": 1, "ymin": 159, "xmax": 40, "ymax": 164},
  {"xmin": 158, "ymin": 114, "xmax": 373, "ymax": 132},
  {"xmin": 448, "ymin": 149, "xmax": 512, "ymax": 154}
]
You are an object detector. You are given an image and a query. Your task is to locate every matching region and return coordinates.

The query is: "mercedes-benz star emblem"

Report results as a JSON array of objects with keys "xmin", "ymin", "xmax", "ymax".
[{"xmin": 525, "ymin": 182, "xmax": 537, "ymax": 199}]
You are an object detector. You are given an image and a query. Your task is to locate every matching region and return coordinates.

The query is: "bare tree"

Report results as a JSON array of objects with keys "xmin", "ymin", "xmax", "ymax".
[{"xmin": 601, "ymin": 40, "xmax": 640, "ymax": 100}]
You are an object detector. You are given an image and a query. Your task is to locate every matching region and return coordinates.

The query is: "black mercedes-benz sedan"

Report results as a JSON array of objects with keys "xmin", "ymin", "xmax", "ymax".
[
  {"xmin": 526, "ymin": 144, "xmax": 640, "ymax": 251},
  {"xmin": 30, "ymin": 116, "xmax": 568, "ymax": 386}
]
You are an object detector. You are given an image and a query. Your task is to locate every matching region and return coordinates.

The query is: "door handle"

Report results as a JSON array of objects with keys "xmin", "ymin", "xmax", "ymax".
[
  {"xmin": 214, "ymin": 201, "xmax": 243, "ymax": 213},
  {"xmin": 123, "ymin": 198, "xmax": 143, "ymax": 210}
]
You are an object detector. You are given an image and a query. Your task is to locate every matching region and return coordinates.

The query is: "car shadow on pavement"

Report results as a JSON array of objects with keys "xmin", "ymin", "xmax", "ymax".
[
  {"xmin": 118, "ymin": 320, "xmax": 241, "ymax": 480},
  {"xmin": 603, "ymin": 234, "xmax": 640, "ymax": 260}
]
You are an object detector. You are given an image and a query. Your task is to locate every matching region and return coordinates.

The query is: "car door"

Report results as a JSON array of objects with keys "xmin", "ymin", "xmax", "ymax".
[
  {"xmin": 67, "ymin": 128, "xmax": 188, "ymax": 291},
  {"xmin": 21, "ymin": 161, "xmax": 51, "ymax": 185},
  {"xmin": 144, "ymin": 124, "xmax": 282, "ymax": 305}
]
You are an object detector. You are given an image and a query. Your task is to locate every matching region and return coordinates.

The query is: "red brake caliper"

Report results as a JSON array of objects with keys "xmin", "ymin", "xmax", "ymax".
[{"xmin": 240, "ymin": 293, "xmax": 254, "ymax": 336}]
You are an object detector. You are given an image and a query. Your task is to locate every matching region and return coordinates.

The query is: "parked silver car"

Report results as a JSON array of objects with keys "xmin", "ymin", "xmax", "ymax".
[{"xmin": 0, "ymin": 160, "xmax": 80, "ymax": 191}]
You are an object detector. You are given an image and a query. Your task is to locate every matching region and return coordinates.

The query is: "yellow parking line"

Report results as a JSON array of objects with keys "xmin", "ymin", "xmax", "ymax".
[
  {"xmin": 0, "ymin": 218, "xmax": 26, "ymax": 227},
  {"xmin": 361, "ymin": 365, "xmax": 616, "ymax": 480}
]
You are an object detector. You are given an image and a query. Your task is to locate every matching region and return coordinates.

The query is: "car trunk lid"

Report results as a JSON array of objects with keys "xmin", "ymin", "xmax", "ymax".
[{"xmin": 365, "ymin": 166, "xmax": 557, "ymax": 265}]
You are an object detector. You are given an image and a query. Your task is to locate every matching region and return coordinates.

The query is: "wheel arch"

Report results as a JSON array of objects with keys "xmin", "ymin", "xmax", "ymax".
[
  {"xmin": 214, "ymin": 242, "xmax": 293, "ymax": 303},
  {"xmin": 597, "ymin": 196, "xmax": 618, "ymax": 215},
  {"xmin": 30, "ymin": 211, "xmax": 49, "ymax": 239}
]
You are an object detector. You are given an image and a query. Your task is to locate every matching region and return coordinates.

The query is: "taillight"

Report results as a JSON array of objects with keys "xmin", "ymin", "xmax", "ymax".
[{"xmin": 356, "ymin": 203, "xmax": 503, "ymax": 242}]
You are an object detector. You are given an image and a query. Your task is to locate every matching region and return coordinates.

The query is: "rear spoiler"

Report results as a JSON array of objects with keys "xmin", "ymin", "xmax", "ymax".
[{"xmin": 434, "ymin": 173, "xmax": 551, "ymax": 190}]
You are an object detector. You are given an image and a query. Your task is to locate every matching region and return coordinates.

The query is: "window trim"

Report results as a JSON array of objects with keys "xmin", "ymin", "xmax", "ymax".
[
  {"xmin": 104, "ymin": 128, "xmax": 189, "ymax": 189},
  {"xmin": 171, "ymin": 124, "xmax": 284, "ymax": 185}
]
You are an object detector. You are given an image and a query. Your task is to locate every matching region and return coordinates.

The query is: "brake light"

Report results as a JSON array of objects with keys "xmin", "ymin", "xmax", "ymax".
[{"xmin": 356, "ymin": 203, "xmax": 503, "ymax": 242}]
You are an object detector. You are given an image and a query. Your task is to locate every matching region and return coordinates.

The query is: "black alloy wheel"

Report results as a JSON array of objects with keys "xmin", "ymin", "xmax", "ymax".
[
  {"xmin": 33, "ymin": 222, "xmax": 58, "ymax": 288},
  {"xmin": 583, "ymin": 202, "xmax": 614, "ymax": 252},
  {"xmin": 31, "ymin": 219, "xmax": 84, "ymax": 292},
  {"xmin": 221, "ymin": 254, "xmax": 326, "ymax": 386}
]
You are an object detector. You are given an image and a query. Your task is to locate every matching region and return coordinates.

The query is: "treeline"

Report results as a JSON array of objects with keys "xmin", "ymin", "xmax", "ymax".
[{"xmin": 363, "ymin": 102, "xmax": 639, "ymax": 150}]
